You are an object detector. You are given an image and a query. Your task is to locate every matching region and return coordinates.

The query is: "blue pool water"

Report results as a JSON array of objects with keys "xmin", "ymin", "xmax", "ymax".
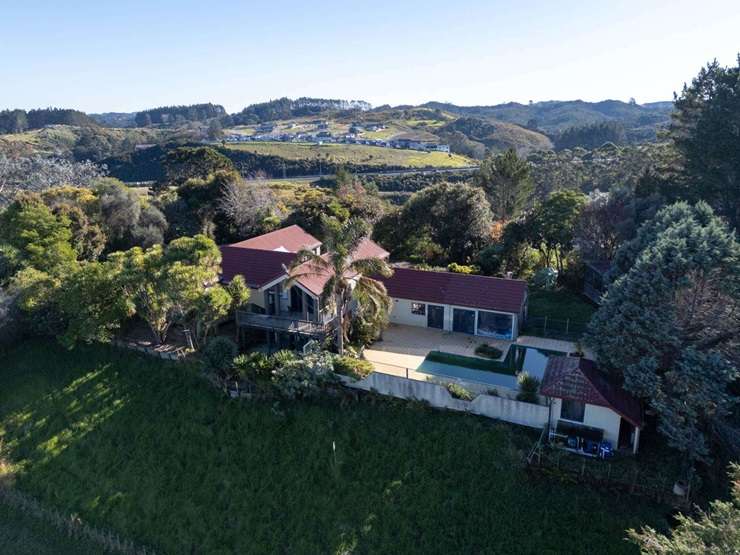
[{"xmin": 416, "ymin": 346, "xmax": 565, "ymax": 388}]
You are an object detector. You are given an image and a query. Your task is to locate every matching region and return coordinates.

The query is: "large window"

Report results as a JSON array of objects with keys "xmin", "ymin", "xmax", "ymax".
[
  {"xmin": 476, "ymin": 310, "xmax": 513, "ymax": 339},
  {"xmin": 452, "ymin": 308, "xmax": 476, "ymax": 334},
  {"xmin": 411, "ymin": 302, "xmax": 426, "ymax": 315},
  {"xmin": 560, "ymin": 399, "xmax": 585, "ymax": 422}
]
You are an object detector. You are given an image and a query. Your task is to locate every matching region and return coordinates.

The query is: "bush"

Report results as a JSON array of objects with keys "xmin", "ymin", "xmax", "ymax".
[
  {"xmin": 531, "ymin": 267, "xmax": 558, "ymax": 290},
  {"xmin": 486, "ymin": 388, "xmax": 499, "ymax": 397},
  {"xmin": 202, "ymin": 337, "xmax": 238, "ymax": 374},
  {"xmin": 271, "ymin": 347, "xmax": 334, "ymax": 399},
  {"xmin": 447, "ymin": 262, "xmax": 479, "ymax": 274},
  {"xmin": 446, "ymin": 382, "xmax": 474, "ymax": 401},
  {"xmin": 516, "ymin": 372, "xmax": 541, "ymax": 403},
  {"xmin": 233, "ymin": 352, "xmax": 274, "ymax": 380},
  {"xmin": 474, "ymin": 344, "xmax": 503, "ymax": 359},
  {"xmin": 333, "ymin": 355, "xmax": 374, "ymax": 380}
]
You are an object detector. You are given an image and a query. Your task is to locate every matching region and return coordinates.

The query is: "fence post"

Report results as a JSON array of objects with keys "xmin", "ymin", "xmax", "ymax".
[
  {"xmin": 566, "ymin": 319, "xmax": 570, "ymax": 335},
  {"xmin": 406, "ymin": 367, "xmax": 409, "ymax": 379},
  {"xmin": 543, "ymin": 316, "xmax": 548, "ymax": 335}
]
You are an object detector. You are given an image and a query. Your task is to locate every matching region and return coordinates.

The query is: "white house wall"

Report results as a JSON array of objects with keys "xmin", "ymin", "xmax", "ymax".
[
  {"xmin": 388, "ymin": 297, "xmax": 519, "ymax": 340},
  {"xmin": 551, "ymin": 398, "xmax": 622, "ymax": 446}
]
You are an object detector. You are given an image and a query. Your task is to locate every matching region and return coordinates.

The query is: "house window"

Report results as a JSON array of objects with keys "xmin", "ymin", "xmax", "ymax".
[
  {"xmin": 560, "ymin": 400, "xmax": 585, "ymax": 422},
  {"xmin": 476, "ymin": 310, "xmax": 513, "ymax": 339},
  {"xmin": 411, "ymin": 302, "xmax": 426, "ymax": 315}
]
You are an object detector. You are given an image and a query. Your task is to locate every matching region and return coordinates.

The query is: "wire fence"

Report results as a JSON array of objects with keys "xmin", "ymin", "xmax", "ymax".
[{"xmin": 523, "ymin": 316, "xmax": 589, "ymax": 342}]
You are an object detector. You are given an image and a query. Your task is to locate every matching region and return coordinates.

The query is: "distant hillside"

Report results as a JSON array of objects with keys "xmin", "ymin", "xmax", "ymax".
[
  {"xmin": 232, "ymin": 97, "xmax": 371, "ymax": 125},
  {"xmin": 89, "ymin": 112, "xmax": 137, "ymax": 127},
  {"xmin": 421, "ymin": 99, "xmax": 673, "ymax": 143},
  {"xmin": 0, "ymin": 107, "xmax": 98, "ymax": 134},
  {"xmin": 434, "ymin": 117, "xmax": 552, "ymax": 157},
  {"xmin": 133, "ymin": 103, "xmax": 226, "ymax": 127}
]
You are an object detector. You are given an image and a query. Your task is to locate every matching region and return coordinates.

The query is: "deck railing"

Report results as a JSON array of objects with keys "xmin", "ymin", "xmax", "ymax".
[{"xmin": 236, "ymin": 310, "xmax": 334, "ymax": 336}]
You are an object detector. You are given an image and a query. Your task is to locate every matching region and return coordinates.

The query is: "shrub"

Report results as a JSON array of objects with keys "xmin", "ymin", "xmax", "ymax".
[
  {"xmin": 202, "ymin": 336, "xmax": 238, "ymax": 374},
  {"xmin": 233, "ymin": 352, "xmax": 274, "ymax": 380},
  {"xmin": 516, "ymin": 372, "xmax": 541, "ymax": 403},
  {"xmin": 333, "ymin": 355, "xmax": 374, "ymax": 380},
  {"xmin": 446, "ymin": 382, "xmax": 474, "ymax": 401},
  {"xmin": 474, "ymin": 344, "xmax": 503, "ymax": 359},
  {"xmin": 486, "ymin": 388, "xmax": 499, "ymax": 397},
  {"xmin": 447, "ymin": 262, "xmax": 478, "ymax": 274},
  {"xmin": 531, "ymin": 267, "xmax": 558, "ymax": 290},
  {"xmin": 271, "ymin": 348, "xmax": 335, "ymax": 399}
]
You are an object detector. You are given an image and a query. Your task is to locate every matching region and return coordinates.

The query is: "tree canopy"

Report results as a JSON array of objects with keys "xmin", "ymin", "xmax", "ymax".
[{"xmin": 585, "ymin": 201, "xmax": 739, "ymax": 463}]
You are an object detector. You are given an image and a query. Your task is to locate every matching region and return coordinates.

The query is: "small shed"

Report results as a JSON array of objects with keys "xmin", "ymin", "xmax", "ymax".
[{"xmin": 541, "ymin": 356, "xmax": 642, "ymax": 454}]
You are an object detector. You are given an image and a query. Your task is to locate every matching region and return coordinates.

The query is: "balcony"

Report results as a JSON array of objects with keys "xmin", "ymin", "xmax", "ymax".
[{"xmin": 236, "ymin": 310, "xmax": 335, "ymax": 336}]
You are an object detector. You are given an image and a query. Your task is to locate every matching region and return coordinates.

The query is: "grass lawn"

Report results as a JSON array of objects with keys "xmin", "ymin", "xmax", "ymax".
[
  {"xmin": 527, "ymin": 288, "xmax": 597, "ymax": 323},
  {"xmin": 224, "ymin": 141, "xmax": 474, "ymax": 168},
  {"xmin": 0, "ymin": 503, "xmax": 100, "ymax": 554},
  {"xmin": 0, "ymin": 340, "xmax": 667, "ymax": 554}
]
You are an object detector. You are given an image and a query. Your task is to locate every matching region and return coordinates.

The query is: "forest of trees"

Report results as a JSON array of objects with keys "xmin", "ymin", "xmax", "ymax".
[
  {"xmin": 134, "ymin": 103, "xmax": 227, "ymax": 127},
  {"xmin": 554, "ymin": 121, "xmax": 628, "ymax": 150},
  {"xmin": 0, "ymin": 107, "xmax": 98, "ymax": 133}
]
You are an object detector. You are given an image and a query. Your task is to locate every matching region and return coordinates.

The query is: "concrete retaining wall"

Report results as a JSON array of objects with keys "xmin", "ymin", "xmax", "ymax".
[{"xmin": 342, "ymin": 372, "xmax": 549, "ymax": 429}]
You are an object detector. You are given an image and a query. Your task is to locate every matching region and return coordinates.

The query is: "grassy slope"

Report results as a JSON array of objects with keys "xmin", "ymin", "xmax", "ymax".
[
  {"xmin": 224, "ymin": 141, "xmax": 474, "ymax": 168},
  {"xmin": 0, "ymin": 503, "xmax": 100, "ymax": 554},
  {"xmin": 0, "ymin": 340, "xmax": 666, "ymax": 554}
]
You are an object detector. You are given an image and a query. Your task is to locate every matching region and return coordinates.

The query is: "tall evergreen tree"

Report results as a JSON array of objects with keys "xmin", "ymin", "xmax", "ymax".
[
  {"xmin": 585, "ymin": 201, "xmax": 739, "ymax": 463},
  {"xmin": 475, "ymin": 149, "xmax": 534, "ymax": 221},
  {"xmin": 671, "ymin": 57, "xmax": 740, "ymax": 229}
]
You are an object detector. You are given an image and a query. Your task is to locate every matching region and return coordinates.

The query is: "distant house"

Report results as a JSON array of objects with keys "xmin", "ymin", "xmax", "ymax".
[
  {"xmin": 256, "ymin": 122, "xmax": 275, "ymax": 133},
  {"xmin": 219, "ymin": 225, "xmax": 529, "ymax": 346},
  {"xmin": 583, "ymin": 260, "xmax": 611, "ymax": 304},
  {"xmin": 378, "ymin": 267, "xmax": 528, "ymax": 340},
  {"xmin": 541, "ymin": 356, "xmax": 643, "ymax": 454}
]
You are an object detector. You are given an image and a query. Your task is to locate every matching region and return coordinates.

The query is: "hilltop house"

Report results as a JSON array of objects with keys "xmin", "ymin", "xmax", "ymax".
[
  {"xmin": 541, "ymin": 356, "xmax": 643, "ymax": 454},
  {"xmin": 219, "ymin": 225, "xmax": 529, "ymax": 346}
]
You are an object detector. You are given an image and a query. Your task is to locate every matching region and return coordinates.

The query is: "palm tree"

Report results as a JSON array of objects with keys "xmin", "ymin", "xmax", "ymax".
[{"xmin": 288, "ymin": 216, "xmax": 393, "ymax": 355}]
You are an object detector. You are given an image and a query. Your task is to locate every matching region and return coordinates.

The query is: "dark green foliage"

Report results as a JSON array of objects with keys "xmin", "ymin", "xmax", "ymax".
[
  {"xmin": 96, "ymin": 179, "xmax": 167, "ymax": 250},
  {"xmin": 555, "ymin": 122, "xmax": 627, "ymax": 150},
  {"xmin": 0, "ymin": 503, "xmax": 101, "ymax": 555},
  {"xmin": 446, "ymin": 382, "xmax": 474, "ymax": 401},
  {"xmin": 474, "ymin": 344, "xmax": 503, "ymax": 359},
  {"xmin": 0, "ymin": 107, "xmax": 97, "ymax": 133},
  {"xmin": 332, "ymin": 355, "xmax": 374, "ymax": 380},
  {"xmin": 516, "ymin": 372, "xmax": 541, "ymax": 404},
  {"xmin": 585, "ymin": 202, "xmax": 739, "ymax": 462},
  {"xmin": 232, "ymin": 97, "xmax": 369, "ymax": 124},
  {"xmin": 0, "ymin": 340, "xmax": 668, "ymax": 554},
  {"xmin": 134, "ymin": 103, "xmax": 226, "ymax": 127},
  {"xmin": 374, "ymin": 182, "xmax": 493, "ymax": 265},
  {"xmin": 476, "ymin": 148, "xmax": 534, "ymax": 221},
  {"xmin": 202, "ymin": 336, "xmax": 238, "ymax": 374},
  {"xmin": 629, "ymin": 464, "xmax": 740, "ymax": 553},
  {"xmin": 233, "ymin": 351, "xmax": 276, "ymax": 380},
  {"xmin": 670, "ymin": 57, "xmax": 740, "ymax": 229},
  {"xmin": 163, "ymin": 146, "xmax": 236, "ymax": 187}
]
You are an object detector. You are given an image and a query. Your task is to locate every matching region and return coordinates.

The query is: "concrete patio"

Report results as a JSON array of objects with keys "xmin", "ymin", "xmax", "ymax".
[{"xmin": 363, "ymin": 324, "xmax": 590, "ymax": 374}]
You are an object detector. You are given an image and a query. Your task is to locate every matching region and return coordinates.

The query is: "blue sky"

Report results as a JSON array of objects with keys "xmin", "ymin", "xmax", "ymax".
[{"xmin": 2, "ymin": 0, "xmax": 739, "ymax": 113}]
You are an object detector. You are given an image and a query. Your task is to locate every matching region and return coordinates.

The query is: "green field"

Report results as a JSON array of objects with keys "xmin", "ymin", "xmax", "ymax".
[
  {"xmin": 224, "ymin": 141, "xmax": 474, "ymax": 168},
  {"xmin": 0, "ymin": 340, "xmax": 667, "ymax": 554},
  {"xmin": 0, "ymin": 503, "xmax": 101, "ymax": 555}
]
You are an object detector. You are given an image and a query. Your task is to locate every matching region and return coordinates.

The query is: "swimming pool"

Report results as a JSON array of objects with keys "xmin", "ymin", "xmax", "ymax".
[{"xmin": 416, "ymin": 345, "xmax": 566, "ymax": 388}]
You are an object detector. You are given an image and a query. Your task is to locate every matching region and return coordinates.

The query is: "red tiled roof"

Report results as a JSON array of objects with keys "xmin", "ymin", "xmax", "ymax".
[
  {"xmin": 229, "ymin": 225, "xmax": 321, "ymax": 253},
  {"xmin": 378, "ymin": 267, "xmax": 527, "ymax": 314},
  {"xmin": 351, "ymin": 237, "xmax": 389, "ymax": 261},
  {"xmin": 219, "ymin": 246, "xmax": 295, "ymax": 288},
  {"xmin": 540, "ymin": 356, "xmax": 642, "ymax": 427},
  {"xmin": 291, "ymin": 255, "xmax": 334, "ymax": 296}
]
